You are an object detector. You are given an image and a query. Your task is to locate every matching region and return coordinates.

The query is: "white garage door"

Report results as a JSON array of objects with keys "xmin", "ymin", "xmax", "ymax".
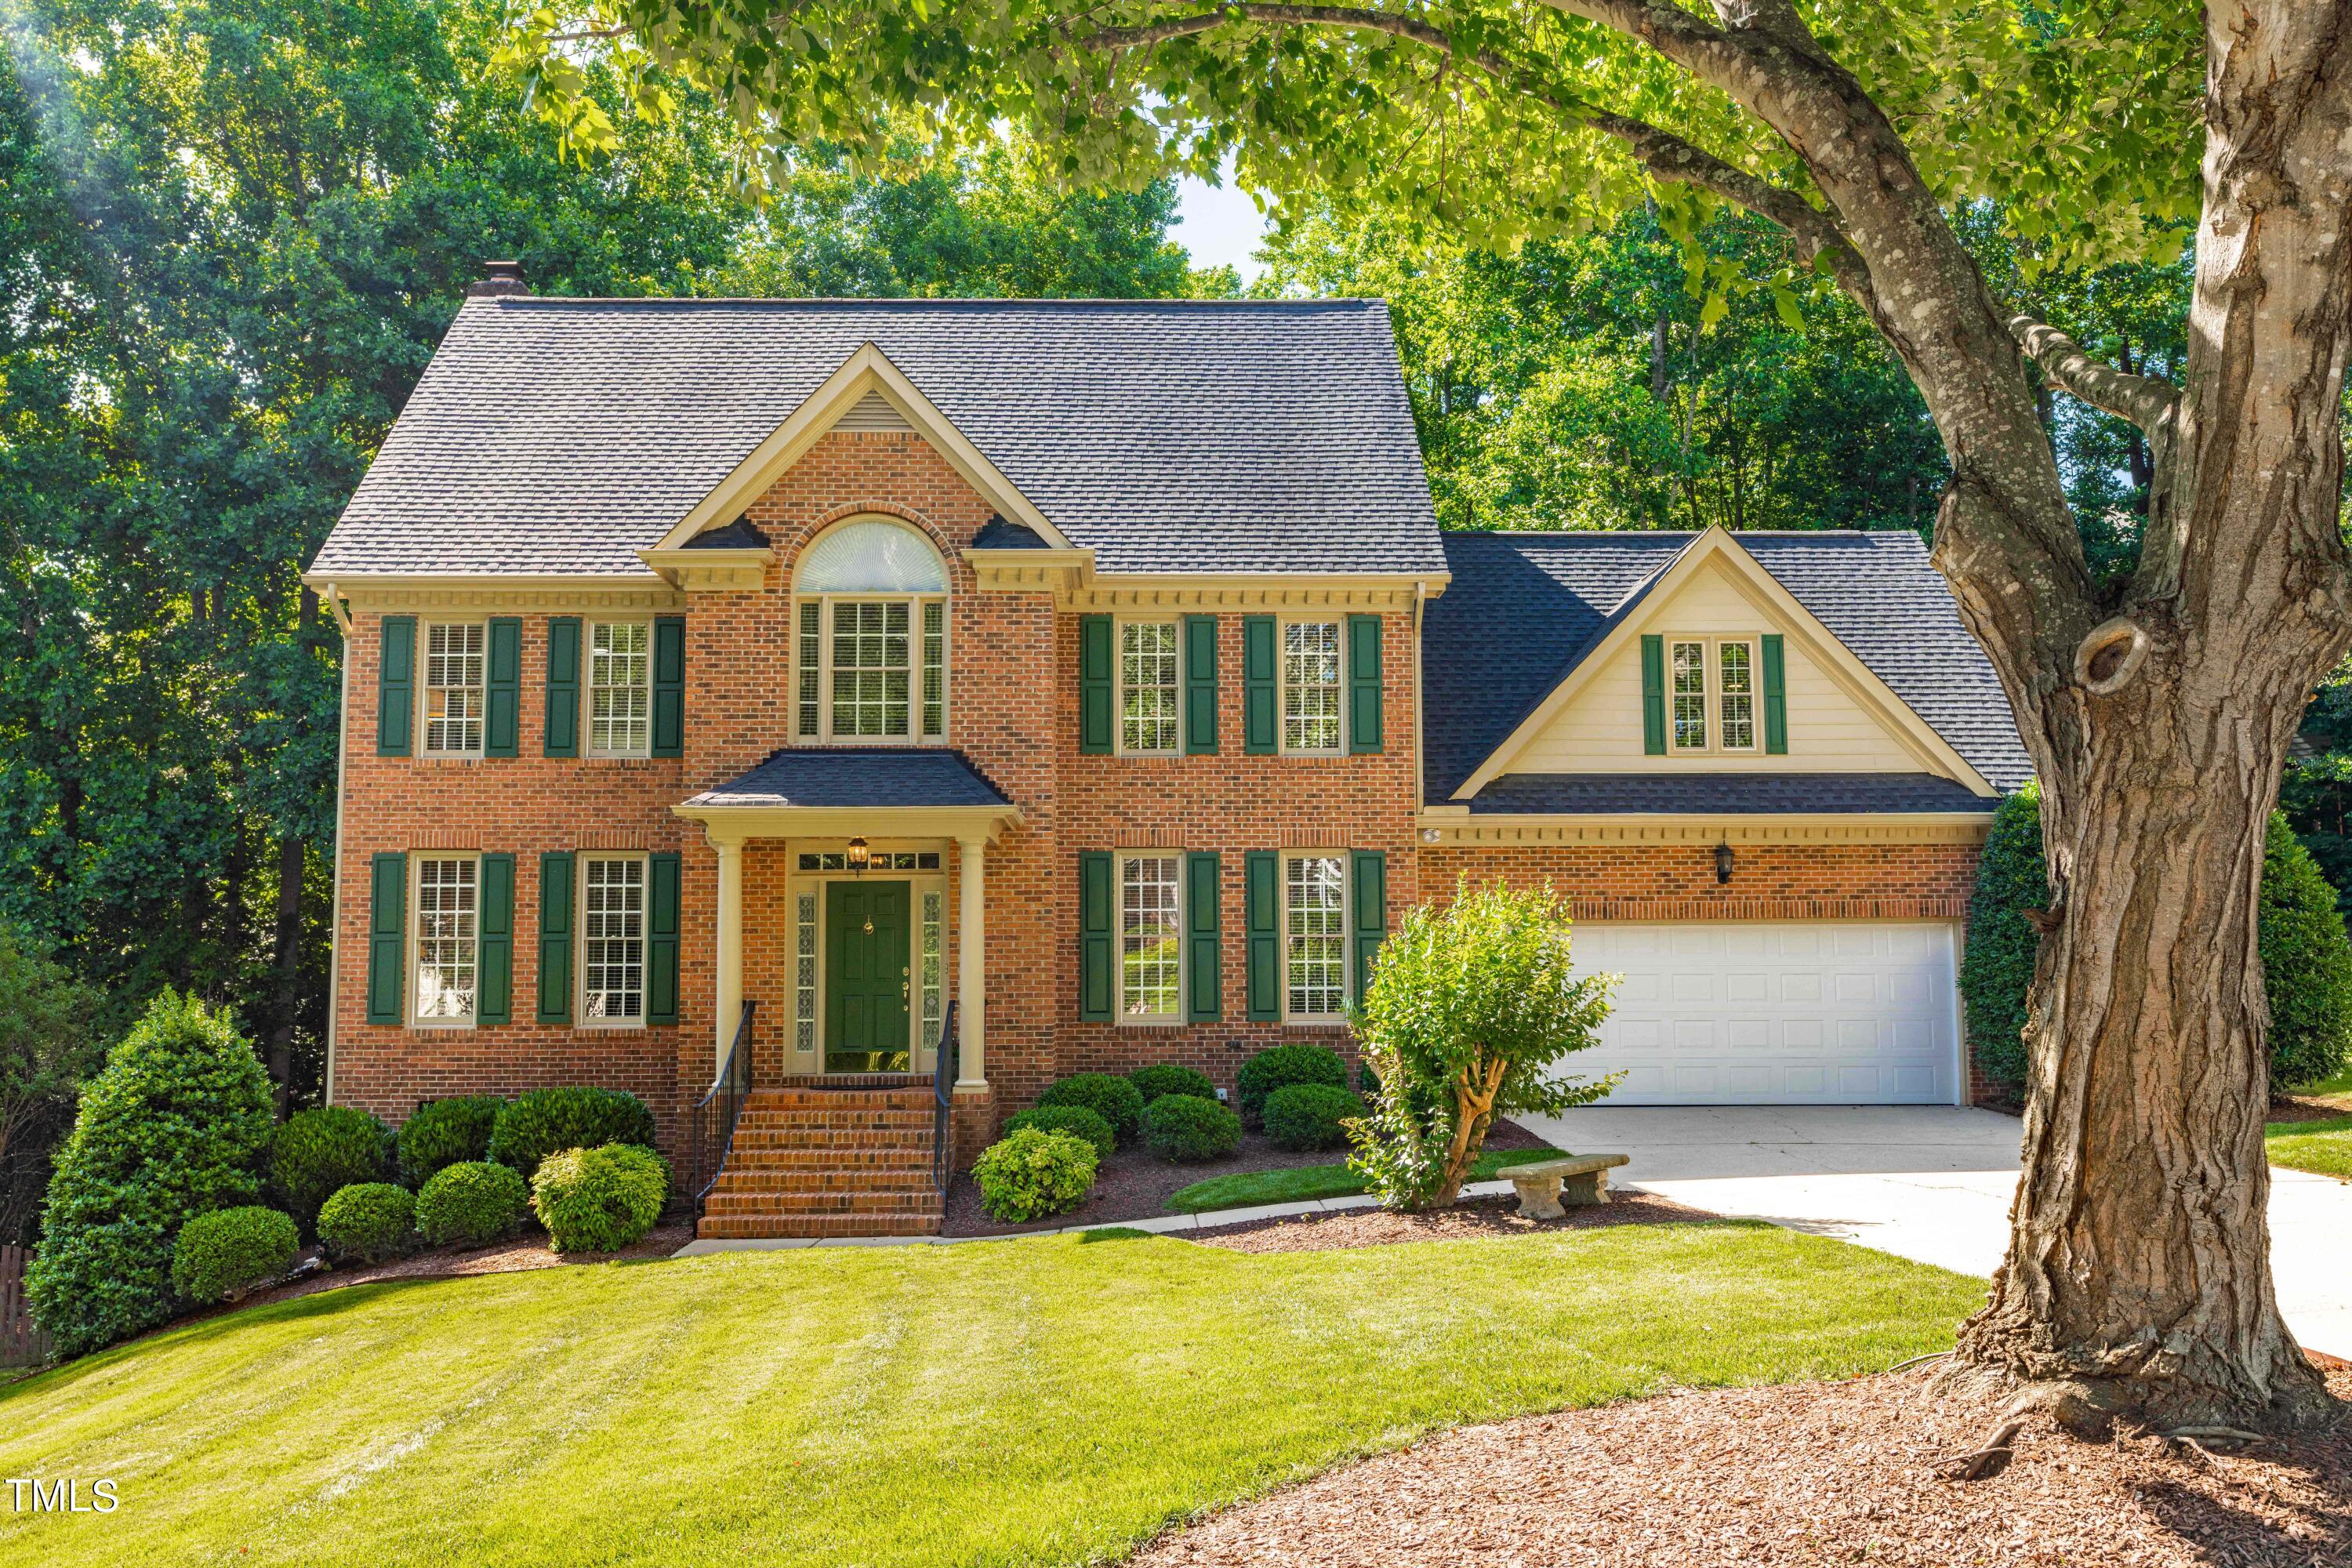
[{"xmin": 1559, "ymin": 922, "xmax": 1961, "ymax": 1105}]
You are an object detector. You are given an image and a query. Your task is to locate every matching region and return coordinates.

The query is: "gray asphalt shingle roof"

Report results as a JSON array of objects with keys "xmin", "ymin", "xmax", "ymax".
[
  {"xmin": 1424, "ymin": 530, "xmax": 2033, "ymax": 805},
  {"xmin": 1466, "ymin": 773, "xmax": 1998, "ymax": 815},
  {"xmin": 686, "ymin": 748, "xmax": 1012, "ymax": 810},
  {"xmin": 310, "ymin": 296, "xmax": 1444, "ymax": 579}
]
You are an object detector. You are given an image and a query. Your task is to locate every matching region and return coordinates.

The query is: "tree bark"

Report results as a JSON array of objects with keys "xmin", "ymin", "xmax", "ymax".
[{"xmin": 1430, "ymin": 1056, "xmax": 1507, "ymax": 1208}]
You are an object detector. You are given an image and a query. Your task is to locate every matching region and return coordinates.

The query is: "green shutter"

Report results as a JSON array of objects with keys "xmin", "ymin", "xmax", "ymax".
[
  {"xmin": 1242, "ymin": 615, "xmax": 1277, "ymax": 755},
  {"xmin": 648, "ymin": 851, "xmax": 681, "ymax": 1025},
  {"xmin": 1182, "ymin": 614, "xmax": 1218, "ymax": 755},
  {"xmin": 1350, "ymin": 851, "xmax": 1388, "ymax": 1004},
  {"xmin": 484, "ymin": 617, "xmax": 521, "ymax": 757},
  {"xmin": 544, "ymin": 616, "xmax": 580, "ymax": 757},
  {"xmin": 537, "ymin": 852, "xmax": 573, "ymax": 1025},
  {"xmin": 367, "ymin": 853, "xmax": 405, "ymax": 1024},
  {"xmin": 376, "ymin": 616, "xmax": 416, "ymax": 757},
  {"xmin": 477, "ymin": 853, "xmax": 514, "ymax": 1025},
  {"xmin": 1245, "ymin": 850, "xmax": 1279, "ymax": 1021},
  {"xmin": 1185, "ymin": 851, "xmax": 1221, "ymax": 1022},
  {"xmin": 1079, "ymin": 615, "xmax": 1113, "ymax": 754},
  {"xmin": 651, "ymin": 615, "xmax": 685, "ymax": 757},
  {"xmin": 1080, "ymin": 851, "xmax": 1113, "ymax": 1021},
  {"xmin": 1347, "ymin": 614, "xmax": 1384, "ymax": 754},
  {"xmin": 1640, "ymin": 633, "xmax": 1667, "ymax": 756},
  {"xmin": 1761, "ymin": 633, "xmax": 1788, "ymax": 755}
]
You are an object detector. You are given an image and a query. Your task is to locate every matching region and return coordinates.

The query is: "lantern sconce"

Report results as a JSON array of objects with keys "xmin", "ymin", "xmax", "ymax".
[
  {"xmin": 1714, "ymin": 841, "xmax": 1734, "ymax": 885},
  {"xmin": 846, "ymin": 837, "xmax": 871, "ymax": 877}
]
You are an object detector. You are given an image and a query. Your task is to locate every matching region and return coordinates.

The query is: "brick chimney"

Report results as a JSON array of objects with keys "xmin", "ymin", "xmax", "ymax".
[{"xmin": 466, "ymin": 260, "xmax": 529, "ymax": 298}]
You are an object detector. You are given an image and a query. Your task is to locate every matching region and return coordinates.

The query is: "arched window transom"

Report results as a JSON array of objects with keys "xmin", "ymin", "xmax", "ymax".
[{"xmin": 792, "ymin": 517, "xmax": 949, "ymax": 743}]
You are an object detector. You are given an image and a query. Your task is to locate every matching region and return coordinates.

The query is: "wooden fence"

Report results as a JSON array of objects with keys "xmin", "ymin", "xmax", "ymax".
[{"xmin": 2, "ymin": 1244, "xmax": 50, "ymax": 1367}]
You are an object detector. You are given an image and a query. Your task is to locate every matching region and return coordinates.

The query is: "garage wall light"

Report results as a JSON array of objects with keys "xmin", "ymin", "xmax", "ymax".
[{"xmin": 1715, "ymin": 841, "xmax": 1734, "ymax": 884}]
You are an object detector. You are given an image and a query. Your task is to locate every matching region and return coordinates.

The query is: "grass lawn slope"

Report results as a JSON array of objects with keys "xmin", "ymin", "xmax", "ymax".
[{"xmin": 2, "ymin": 1224, "xmax": 1981, "ymax": 1568}]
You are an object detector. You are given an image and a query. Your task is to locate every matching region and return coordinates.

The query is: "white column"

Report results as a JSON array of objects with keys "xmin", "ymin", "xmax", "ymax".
[
  {"xmin": 711, "ymin": 832, "xmax": 744, "ymax": 1076},
  {"xmin": 956, "ymin": 833, "xmax": 987, "ymax": 1087}
]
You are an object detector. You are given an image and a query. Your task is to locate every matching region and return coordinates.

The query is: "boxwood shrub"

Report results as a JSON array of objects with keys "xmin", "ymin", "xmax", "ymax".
[
  {"xmin": 316, "ymin": 1182, "xmax": 417, "ymax": 1265},
  {"xmin": 170, "ymin": 1207, "xmax": 299, "ymax": 1304},
  {"xmin": 270, "ymin": 1106, "xmax": 395, "ymax": 1235},
  {"xmin": 397, "ymin": 1095, "xmax": 505, "ymax": 1185},
  {"xmin": 1002, "ymin": 1104, "xmax": 1117, "ymax": 1162},
  {"xmin": 1143, "ymin": 1093, "xmax": 1241, "ymax": 1163},
  {"xmin": 1128, "ymin": 1063, "xmax": 1218, "ymax": 1106},
  {"xmin": 488, "ymin": 1087, "xmax": 658, "ymax": 1179},
  {"xmin": 972, "ymin": 1128, "xmax": 1098, "ymax": 1221},
  {"xmin": 1261, "ymin": 1082, "xmax": 1368, "ymax": 1152},
  {"xmin": 414, "ymin": 1160, "xmax": 532, "ymax": 1248},
  {"xmin": 531, "ymin": 1144, "xmax": 671, "ymax": 1253},
  {"xmin": 1236, "ymin": 1044, "xmax": 1348, "ymax": 1126},
  {"xmin": 1035, "ymin": 1073, "xmax": 1145, "ymax": 1144}
]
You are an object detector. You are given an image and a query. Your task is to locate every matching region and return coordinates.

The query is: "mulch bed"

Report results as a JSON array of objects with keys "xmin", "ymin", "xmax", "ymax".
[
  {"xmin": 941, "ymin": 1120, "xmax": 1554, "ymax": 1238},
  {"xmin": 2269, "ymin": 1094, "xmax": 2352, "ymax": 1124},
  {"xmin": 1191, "ymin": 1191, "xmax": 1723, "ymax": 1253},
  {"xmin": 1131, "ymin": 1359, "xmax": 2352, "ymax": 1568}
]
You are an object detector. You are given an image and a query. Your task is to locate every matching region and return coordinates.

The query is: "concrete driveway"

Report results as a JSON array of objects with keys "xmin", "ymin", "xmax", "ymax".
[{"xmin": 1515, "ymin": 1104, "xmax": 2352, "ymax": 1356}]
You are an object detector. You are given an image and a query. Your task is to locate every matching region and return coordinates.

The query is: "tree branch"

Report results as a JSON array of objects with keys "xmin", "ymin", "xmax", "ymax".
[{"xmin": 2007, "ymin": 313, "xmax": 2180, "ymax": 433}]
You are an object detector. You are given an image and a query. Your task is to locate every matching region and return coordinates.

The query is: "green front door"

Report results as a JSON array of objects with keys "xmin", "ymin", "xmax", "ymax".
[{"xmin": 825, "ymin": 880, "xmax": 911, "ymax": 1073}]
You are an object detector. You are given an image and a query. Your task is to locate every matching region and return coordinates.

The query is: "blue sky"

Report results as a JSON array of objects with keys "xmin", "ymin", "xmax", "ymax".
[{"xmin": 1172, "ymin": 169, "xmax": 1273, "ymax": 284}]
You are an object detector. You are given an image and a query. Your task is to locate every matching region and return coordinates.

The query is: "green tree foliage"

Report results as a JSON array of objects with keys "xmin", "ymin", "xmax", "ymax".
[
  {"xmin": 0, "ymin": 922, "xmax": 100, "ymax": 1245},
  {"xmin": 26, "ymin": 991, "xmax": 275, "ymax": 1358},
  {"xmin": 1962, "ymin": 792, "xmax": 2352, "ymax": 1094},
  {"xmin": 1348, "ymin": 880, "xmax": 1617, "ymax": 1210}
]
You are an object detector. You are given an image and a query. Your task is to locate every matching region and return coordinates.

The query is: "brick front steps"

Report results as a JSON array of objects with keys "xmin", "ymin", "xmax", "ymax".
[{"xmin": 697, "ymin": 1085, "xmax": 943, "ymax": 1240}]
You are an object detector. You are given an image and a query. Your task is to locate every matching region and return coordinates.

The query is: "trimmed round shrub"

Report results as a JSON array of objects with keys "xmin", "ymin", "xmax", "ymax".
[
  {"xmin": 1236, "ymin": 1044, "xmax": 1348, "ymax": 1127},
  {"xmin": 171, "ymin": 1207, "xmax": 299, "ymax": 1304},
  {"xmin": 1143, "ymin": 1093, "xmax": 1241, "ymax": 1163},
  {"xmin": 1128, "ymin": 1063, "xmax": 1218, "ymax": 1106},
  {"xmin": 1261, "ymin": 1082, "xmax": 1368, "ymax": 1152},
  {"xmin": 489, "ymin": 1087, "xmax": 659, "ymax": 1179},
  {"xmin": 397, "ymin": 1095, "xmax": 504, "ymax": 1185},
  {"xmin": 270, "ymin": 1106, "xmax": 394, "ymax": 1235},
  {"xmin": 971, "ymin": 1129, "xmax": 1098, "ymax": 1222},
  {"xmin": 316, "ymin": 1182, "xmax": 417, "ymax": 1265},
  {"xmin": 1035, "ymin": 1073, "xmax": 1146, "ymax": 1145},
  {"xmin": 27, "ymin": 990, "xmax": 276, "ymax": 1359},
  {"xmin": 530, "ymin": 1144, "xmax": 670, "ymax": 1254},
  {"xmin": 414, "ymin": 1160, "xmax": 532, "ymax": 1248},
  {"xmin": 1003, "ymin": 1104, "xmax": 1117, "ymax": 1162}
]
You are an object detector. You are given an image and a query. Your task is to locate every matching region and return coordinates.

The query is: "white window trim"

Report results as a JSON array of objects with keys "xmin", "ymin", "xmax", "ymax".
[
  {"xmin": 1278, "ymin": 617, "xmax": 1346, "ymax": 757},
  {"xmin": 786, "ymin": 854, "xmax": 952, "ymax": 1071},
  {"xmin": 1280, "ymin": 850, "xmax": 1351, "ymax": 1025},
  {"xmin": 793, "ymin": 592, "xmax": 950, "ymax": 746},
  {"xmin": 408, "ymin": 851, "xmax": 480, "ymax": 1029},
  {"xmin": 1113, "ymin": 618, "xmax": 1183, "ymax": 757},
  {"xmin": 577, "ymin": 852, "xmax": 649, "ymax": 1029},
  {"xmin": 419, "ymin": 620, "xmax": 488, "ymax": 759},
  {"xmin": 583, "ymin": 619, "xmax": 654, "ymax": 760},
  {"xmin": 1116, "ymin": 850, "xmax": 1186, "ymax": 1025},
  {"xmin": 1663, "ymin": 634, "xmax": 1763, "ymax": 756}
]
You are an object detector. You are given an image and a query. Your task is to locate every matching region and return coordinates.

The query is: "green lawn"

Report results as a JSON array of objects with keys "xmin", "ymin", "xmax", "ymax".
[
  {"xmin": 2267, "ymin": 1113, "xmax": 2352, "ymax": 1180},
  {"xmin": 2288, "ymin": 1065, "xmax": 2352, "ymax": 1101},
  {"xmin": 0, "ymin": 1225, "xmax": 1980, "ymax": 1568},
  {"xmin": 1167, "ymin": 1146, "xmax": 1563, "ymax": 1213}
]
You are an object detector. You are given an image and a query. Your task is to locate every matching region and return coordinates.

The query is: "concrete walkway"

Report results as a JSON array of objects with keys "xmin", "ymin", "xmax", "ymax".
[{"xmin": 1516, "ymin": 1105, "xmax": 2352, "ymax": 1356}]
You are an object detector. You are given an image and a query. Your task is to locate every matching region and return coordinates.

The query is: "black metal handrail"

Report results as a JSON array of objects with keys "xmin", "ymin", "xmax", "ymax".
[
  {"xmin": 931, "ymin": 1001, "xmax": 960, "ymax": 1201},
  {"xmin": 689, "ymin": 999, "xmax": 757, "ymax": 1214}
]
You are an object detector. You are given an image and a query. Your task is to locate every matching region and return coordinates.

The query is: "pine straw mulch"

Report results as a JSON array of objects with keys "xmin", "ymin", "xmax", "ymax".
[
  {"xmin": 1190, "ymin": 1191, "xmax": 1722, "ymax": 1253},
  {"xmin": 1130, "ymin": 1358, "xmax": 2352, "ymax": 1568}
]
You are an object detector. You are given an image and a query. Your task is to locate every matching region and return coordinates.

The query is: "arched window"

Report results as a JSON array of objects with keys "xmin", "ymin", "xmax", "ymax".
[{"xmin": 791, "ymin": 517, "xmax": 949, "ymax": 742}]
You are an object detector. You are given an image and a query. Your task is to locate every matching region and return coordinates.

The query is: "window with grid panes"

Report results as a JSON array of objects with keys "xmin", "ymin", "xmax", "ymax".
[
  {"xmin": 587, "ymin": 622, "xmax": 652, "ymax": 756},
  {"xmin": 1120, "ymin": 855, "xmax": 1182, "ymax": 1019},
  {"xmin": 1119, "ymin": 622, "xmax": 1180, "ymax": 753},
  {"xmin": 422, "ymin": 624, "xmax": 485, "ymax": 754},
  {"xmin": 1282, "ymin": 622, "xmax": 1343, "ymax": 753},
  {"xmin": 580, "ymin": 857, "xmax": 646, "ymax": 1022},
  {"xmin": 1284, "ymin": 855, "xmax": 1348, "ymax": 1019},
  {"xmin": 1670, "ymin": 639, "xmax": 1708, "ymax": 750},
  {"xmin": 413, "ymin": 857, "xmax": 477, "ymax": 1021}
]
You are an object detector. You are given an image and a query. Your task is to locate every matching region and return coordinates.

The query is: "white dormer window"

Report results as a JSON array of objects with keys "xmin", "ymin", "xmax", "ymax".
[
  {"xmin": 791, "ymin": 517, "xmax": 949, "ymax": 744},
  {"xmin": 1667, "ymin": 636, "xmax": 1761, "ymax": 754}
]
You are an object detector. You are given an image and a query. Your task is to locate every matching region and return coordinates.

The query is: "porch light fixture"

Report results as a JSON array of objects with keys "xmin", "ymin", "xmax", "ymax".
[
  {"xmin": 845, "ymin": 837, "xmax": 871, "ymax": 876},
  {"xmin": 1715, "ymin": 841, "xmax": 1734, "ymax": 884}
]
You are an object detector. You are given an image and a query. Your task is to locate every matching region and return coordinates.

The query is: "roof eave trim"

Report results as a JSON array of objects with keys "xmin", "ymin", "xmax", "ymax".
[{"xmin": 638, "ymin": 545, "xmax": 775, "ymax": 593}]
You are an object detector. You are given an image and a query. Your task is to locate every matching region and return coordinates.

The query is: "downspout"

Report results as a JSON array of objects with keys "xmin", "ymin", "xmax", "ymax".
[
  {"xmin": 1414, "ymin": 579, "xmax": 1428, "ymax": 835},
  {"xmin": 323, "ymin": 612, "xmax": 350, "ymax": 1106}
]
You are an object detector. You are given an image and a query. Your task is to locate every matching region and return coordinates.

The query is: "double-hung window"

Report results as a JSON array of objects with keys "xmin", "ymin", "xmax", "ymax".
[
  {"xmin": 1282, "ymin": 621, "xmax": 1343, "ymax": 753},
  {"xmin": 1119, "ymin": 854, "xmax": 1183, "ymax": 1021},
  {"xmin": 587, "ymin": 622, "xmax": 652, "ymax": 757},
  {"xmin": 1283, "ymin": 854, "xmax": 1348, "ymax": 1021},
  {"xmin": 413, "ymin": 855, "xmax": 478, "ymax": 1023},
  {"xmin": 791, "ymin": 517, "xmax": 950, "ymax": 745},
  {"xmin": 1667, "ymin": 636, "xmax": 1760, "ymax": 754},
  {"xmin": 580, "ymin": 856, "xmax": 646, "ymax": 1024},
  {"xmin": 1118, "ymin": 622, "xmax": 1181, "ymax": 753},
  {"xmin": 422, "ymin": 623, "xmax": 486, "ymax": 755}
]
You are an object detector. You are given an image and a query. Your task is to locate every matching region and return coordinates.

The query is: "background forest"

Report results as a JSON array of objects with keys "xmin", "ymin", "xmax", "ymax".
[{"xmin": 0, "ymin": 0, "xmax": 2317, "ymax": 1244}]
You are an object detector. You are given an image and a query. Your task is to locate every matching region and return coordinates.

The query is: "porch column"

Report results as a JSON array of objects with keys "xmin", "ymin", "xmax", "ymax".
[
  {"xmin": 956, "ymin": 833, "xmax": 987, "ymax": 1087},
  {"xmin": 710, "ymin": 830, "xmax": 744, "ymax": 1076}
]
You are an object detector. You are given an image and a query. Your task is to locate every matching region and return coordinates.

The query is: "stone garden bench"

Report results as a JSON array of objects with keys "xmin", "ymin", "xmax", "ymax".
[{"xmin": 1508, "ymin": 1153, "xmax": 1632, "ymax": 1219}]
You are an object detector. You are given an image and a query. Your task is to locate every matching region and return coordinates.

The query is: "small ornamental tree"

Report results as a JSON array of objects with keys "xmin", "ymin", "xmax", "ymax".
[{"xmin": 1348, "ymin": 880, "xmax": 1618, "ymax": 1210}]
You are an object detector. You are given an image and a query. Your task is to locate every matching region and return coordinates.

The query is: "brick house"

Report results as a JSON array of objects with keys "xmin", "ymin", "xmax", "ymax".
[{"xmin": 303, "ymin": 275, "xmax": 2029, "ymax": 1237}]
